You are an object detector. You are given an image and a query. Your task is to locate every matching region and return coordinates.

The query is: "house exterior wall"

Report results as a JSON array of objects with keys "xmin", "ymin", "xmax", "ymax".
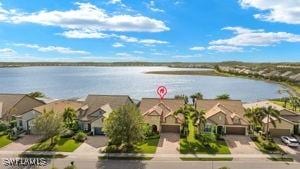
[
  {"xmin": 263, "ymin": 119, "xmax": 294, "ymax": 134},
  {"xmin": 143, "ymin": 115, "xmax": 161, "ymax": 131},
  {"xmin": 164, "ymin": 115, "xmax": 177, "ymax": 125},
  {"xmin": 17, "ymin": 110, "xmax": 39, "ymax": 131},
  {"xmin": 208, "ymin": 112, "xmax": 226, "ymax": 125},
  {"xmin": 91, "ymin": 118, "xmax": 104, "ymax": 134}
]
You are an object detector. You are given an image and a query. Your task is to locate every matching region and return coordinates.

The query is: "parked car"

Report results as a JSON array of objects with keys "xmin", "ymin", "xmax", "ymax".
[{"xmin": 281, "ymin": 136, "xmax": 300, "ymax": 147}]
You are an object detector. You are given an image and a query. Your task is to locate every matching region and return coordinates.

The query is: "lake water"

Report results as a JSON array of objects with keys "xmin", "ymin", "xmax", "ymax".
[{"xmin": 0, "ymin": 66, "xmax": 288, "ymax": 102}]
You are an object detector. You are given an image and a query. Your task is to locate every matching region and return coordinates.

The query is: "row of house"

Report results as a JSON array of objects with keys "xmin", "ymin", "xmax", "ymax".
[
  {"xmin": 218, "ymin": 66, "xmax": 300, "ymax": 83},
  {"xmin": 0, "ymin": 93, "xmax": 299, "ymax": 137}
]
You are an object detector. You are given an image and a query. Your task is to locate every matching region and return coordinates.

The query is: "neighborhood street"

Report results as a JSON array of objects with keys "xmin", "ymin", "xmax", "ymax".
[{"xmin": 24, "ymin": 158, "xmax": 300, "ymax": 169}]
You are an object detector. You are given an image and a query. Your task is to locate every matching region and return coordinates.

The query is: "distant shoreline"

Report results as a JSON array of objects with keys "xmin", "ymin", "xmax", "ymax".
[{"xmin": 145, "ymin": 70, "xmax": 227, "ymax": 76}]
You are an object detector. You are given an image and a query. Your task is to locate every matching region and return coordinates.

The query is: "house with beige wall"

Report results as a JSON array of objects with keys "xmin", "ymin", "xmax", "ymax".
[
  {"xmin": 196, "ymin": 99, "xmax": 249, "ymax": 135},
  {"xmin": 139, "ymin": 98, "xmax": 185, "ymax": 133},
  {"xmin": 243, "ymin": 101, "xmax": 300, "ymax": 137}
]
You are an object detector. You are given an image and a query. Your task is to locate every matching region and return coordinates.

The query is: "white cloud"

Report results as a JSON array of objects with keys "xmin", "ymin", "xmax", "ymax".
[
  {"xmin": 112, "ymin": 42, "xmax": 124, "ymax": 48},
  {"xmin": 207, "ymin": 45, "xmax": 243, "ymax": 52},
  {"xmin": 108, "ymin": 0, "xmax": 122, "ymax": 4},
  {"xmin": 147, "ymin": 1, "xmax": 165, "ymax": 13},
  {"xmin": 190, "ymin": 46, "xmax": 205, "ymax": 51},
  {"xmin": 133, "ymin": 50, "xmax": 144, "ymax": 54},
  {"xmin": 117, "ymin": 35, "xmax": 168, "ymax": 46},
  {"xmin": 239, "ymin": 0, "xmax": 300, "ymax": 24},
  {"xmin": 0, "ymin": 48, "xmax": 16, "ymax": 56},
  {"xmin": 1, "ymin": 2, "xmax": 169, "ymax": 33},
  {"xmin": 172, "ymin": 54, "xmax": 201, "ymax": 58},
  {"xmin": 210, "ymin": 27, "xmax": 300, "ymax": 47},
  {"xmin": 14, "ymin": 43, "xmax": 90, "ymax": 55},
  {"xmin": 59, "ymin": 29, "xmax": 110, "ymax": 39}
]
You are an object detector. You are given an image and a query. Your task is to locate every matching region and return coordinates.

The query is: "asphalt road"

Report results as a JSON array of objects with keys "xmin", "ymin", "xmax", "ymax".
[{"xmin": 2, "ymin": 158, "xmax": 297, "ymax": 169}]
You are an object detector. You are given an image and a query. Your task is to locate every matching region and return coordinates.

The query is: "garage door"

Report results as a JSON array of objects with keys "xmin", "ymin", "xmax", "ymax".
[
  {"xmin": 226, "ymin": 127, "xmax": 246, "ymax": 135},
  {"xmin": 269, "ymin": 129, "xmax": 290, "ymax": 137},
  {"xmin": 161, "ymin": 125, "xmax": 180, "ymax": 133},
  {"xmin": 94, "ymin": 127, "xmax": 104, "ymax": 135}
]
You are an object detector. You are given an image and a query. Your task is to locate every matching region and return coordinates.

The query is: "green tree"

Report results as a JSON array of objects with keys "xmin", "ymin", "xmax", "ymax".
[
  {"xmin": 216, "ymin": 94, "xmax": 230, "ymax": 100},
  {"xmin": 103, "ymin": 104, "xmax": 144, "ymax": 148},
  {"xmin": 28, "ymin": 91, "xmax": 45, "ymax": 98},
  {"xmin": 280, "ymin": 97, "xmax": 289, "ymax": 108},
  {"xmin": 191, "ymin": 109, "xmax": 206, "ymax": 134},
  {"xmin": 259, "ymin": 106, "xmax": 281, "ymax": 139},
  {"xmin": 63, "ymin": 108, "xmax": 77, "ymax": 129},
  {"xmin": 190, "ymin": 92, "xmax": 203, "ymax": 105},
  {"xmin": 199, "ymin": 133, "xmax": 216, "ymax": 147},
  {"xmin": 244, "ymin": 108, "xmax": 264, "ymax": 132},
  {"xmin": 289, "ymin": 97, "xmax": 299, "ymax": 112},
  {"xmin": 34, "ymin": 110, "xmax": 64, "ymax": 144},
  {"xmin": 174, "ymin": 94, "xmax": 189, "ymax": 104}
]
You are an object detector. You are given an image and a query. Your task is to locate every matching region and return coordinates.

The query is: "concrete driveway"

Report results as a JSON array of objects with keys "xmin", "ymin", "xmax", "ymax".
[
  {"xmin": 155, "ymin": 133, "xmax": 180, "ymax": 154},
  {"xmin": 0, "ymin": 135, "xmax": 41, "ymax": 151},
  {"xmin": 274, "ymin": 138, "xmax": 300, "ymax": 162},
  {"xmin": 74, "ymin": 136, "xmax": 108, "ymax": 153},
  {"xmin": 224, "ymin": 135, "xmax": 262, "ymax": 154}
]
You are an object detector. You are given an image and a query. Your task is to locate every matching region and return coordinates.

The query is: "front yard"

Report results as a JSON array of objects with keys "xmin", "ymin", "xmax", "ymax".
[
  {"xmin": 0, "ymin": 135, "xmax": 12, "ymax": 148},
  {"xmin": 133, "ymin": 137, "xmax": 160, "ymax": 154},
  {"xmin": 29, "ymin": 137, "xmax": 82, "ymax": 152},
  {"xmin": 180, "ymin": 117, "xmax": 230, "ymax": 154}
]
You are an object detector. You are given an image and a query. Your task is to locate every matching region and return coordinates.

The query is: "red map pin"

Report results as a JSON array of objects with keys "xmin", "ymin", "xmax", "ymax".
[{"xmin": 157, "ymin": 86, "xmax": 167, "ymax": 100}]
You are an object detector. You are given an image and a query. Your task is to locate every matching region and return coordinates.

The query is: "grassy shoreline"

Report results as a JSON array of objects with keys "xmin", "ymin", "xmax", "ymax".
[{"xmin": 145, "ymin": 69, "xmax": 299, "ymax": 97}]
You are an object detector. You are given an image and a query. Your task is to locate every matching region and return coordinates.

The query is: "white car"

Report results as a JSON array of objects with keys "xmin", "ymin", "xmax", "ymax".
[{"xmin": 281, "ymin": 136, "xmax": 299, "ymax": 147}]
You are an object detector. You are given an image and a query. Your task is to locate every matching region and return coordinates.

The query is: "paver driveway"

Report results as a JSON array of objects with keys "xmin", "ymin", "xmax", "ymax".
[
  {"xmin": 0, "ymin": 135, "xmax": 41, "ymax": 151},
  {"xmin": 74, "ymin": 136, "xmax": 108, "ymax": 153},
  {"xmin": 155, "ymin": 133, "xmax": 180, "ymax": 154},
  {"xmin": 274, "ymin": 138, "xmax": 300, "ymax": 162},
  {"xmin": 224, "ymin": 135, "xmax": 261, "ymax": 154}
]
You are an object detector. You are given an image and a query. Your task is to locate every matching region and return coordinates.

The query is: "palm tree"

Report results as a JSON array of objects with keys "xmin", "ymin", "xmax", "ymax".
[
  {"xmin": 259, "ymin": 106, "xmax": 281, "ymax": 139},
  {"xmin": 174, "ymin": 94, "xmax": 189, "ymax": 104},
  {"xmin": 244, "ymin": 108, "xmax": 264, "ymax": 132},
  {"xmin": 289, "ymin": 97, "xmax": 299, "ymax": 112},
  {"xmin": 191, "ymin": 109, "xmax": 206, "ymax": 134},
  {"xmin": 190, "ymin": 92, "xmax": 203, "ymax": 106},
  {"xmin": 280, "ymin": 97, "xmax": 289, "ymax": 108},
  {"xmin": 63, "ymin": 107, "xmax": 77, "ymax": 129},
  {"xmin": 216, "ymin": 94, "xmax": 230, "ymax": 100}
]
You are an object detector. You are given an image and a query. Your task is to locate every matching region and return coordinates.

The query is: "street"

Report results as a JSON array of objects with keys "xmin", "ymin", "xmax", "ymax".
[{"xmin": 46, "ymin": 159, "xmax": 300, "ymax": 169}]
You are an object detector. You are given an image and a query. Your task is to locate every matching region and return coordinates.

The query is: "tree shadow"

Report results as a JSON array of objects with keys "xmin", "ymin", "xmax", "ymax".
[{"xmin": 96, "ymin": 159, "xmax": 146, "ymax": 169}]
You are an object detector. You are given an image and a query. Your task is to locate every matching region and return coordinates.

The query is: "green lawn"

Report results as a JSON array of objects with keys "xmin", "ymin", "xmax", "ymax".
[
  {"xmin": 0, "ymin": 135, "xmax": 12, "ymax": 148},
  {"xmin": 180, "ymin": 117, "xmax": 230, "ymax": 154},
  {"xmin": 29, "ymin": 137, "xmax": 82, "ymax": 152},
  {"xmin": 132, "ymin": 137, "xmax": 160, "ymax": 154},
  {"xmin": 271, "ymin": 100, "xmax": 295, "ymax": 112}
]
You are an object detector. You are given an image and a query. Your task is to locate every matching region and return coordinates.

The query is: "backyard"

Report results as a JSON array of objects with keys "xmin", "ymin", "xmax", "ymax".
[
  {"xmin": 29, "ymin": 137, "xmax": 82, "ymax": 152},
  {"xmin": 180, "ymin": 117, "xmax": 230, "ymax": 154}
]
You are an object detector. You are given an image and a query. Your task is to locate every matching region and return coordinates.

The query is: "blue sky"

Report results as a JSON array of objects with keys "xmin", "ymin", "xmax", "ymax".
[{"xmin": 0, "ymin": 0, "xmax": 300, "ymax": 62}]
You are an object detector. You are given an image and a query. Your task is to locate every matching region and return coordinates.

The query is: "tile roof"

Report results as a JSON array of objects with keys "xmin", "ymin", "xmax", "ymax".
[
  {"xmin": 0, "ymin": 94, "xmax": 44, "ymax": 119},
  {"xmin": 33, "ymin": 100, "xmax": 83, "ymax": 114}
]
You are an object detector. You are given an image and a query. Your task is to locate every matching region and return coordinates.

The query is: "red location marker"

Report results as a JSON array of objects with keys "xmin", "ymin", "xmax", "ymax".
[{"xmin": 157, "ymin": 86, "xmax": 167, "ymax": 100}]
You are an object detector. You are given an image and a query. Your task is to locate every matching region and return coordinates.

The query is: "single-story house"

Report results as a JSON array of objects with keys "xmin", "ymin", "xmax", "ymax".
[
  {"xmin": 243, "ymin": 101, "xmax": 300, "ymax": 137},
  {"xmin": 77, "ymin": 95, "xmax": 133, "ymax": 135},
  {"xmin": 0, "ymin": 94, "xmax": 45, "ymax": 121},
  {"xmin": 139, "ymin": 98, "xmax": 185, "ymax": 133},
  {"xmin": 196, "ymin": 99, "xmax": 249, "ymax": 135},
  {"xmin": 16, "ymin": 100, "xmax": 83, "ymax": 134}
]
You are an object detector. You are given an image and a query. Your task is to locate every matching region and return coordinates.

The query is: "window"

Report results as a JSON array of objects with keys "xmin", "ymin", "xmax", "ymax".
[
  {"xmin": 19, "ymin": 120, "xmax": 22, "ymax": 127},
  {"xmin": 204, "ymin": 124, "xmax": 212, "ymax": 133}
]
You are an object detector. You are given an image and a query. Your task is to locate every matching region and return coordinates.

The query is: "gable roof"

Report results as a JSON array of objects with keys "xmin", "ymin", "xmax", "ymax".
[
  {"xmin": 196, "ymin": 99, "xmax": 248, "ymax": 125},
  {"xmin": 33, "ymin": 100, "xmax": 83, "ymax": 114},
  {"xmin": 78, "ymin": 95, "xmax": 133, "ymax": 122},
  {"xmin": 139, "ymin": 98, "xmax": 185, "ymax": 114},
  {"xmin": 0, "ymin": 94, "xmax": 45, "ymax": 119}
]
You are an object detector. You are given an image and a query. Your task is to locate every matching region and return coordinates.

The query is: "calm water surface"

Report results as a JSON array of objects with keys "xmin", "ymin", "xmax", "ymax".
[{"xmin": 0, "ymin": 66, "xmax": 288, "ymax": 102}]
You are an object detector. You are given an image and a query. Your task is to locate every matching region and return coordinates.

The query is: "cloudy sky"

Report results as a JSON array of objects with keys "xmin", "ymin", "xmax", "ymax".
[{"xmin": 0, "ymin": 0, "xmax": 299, "ymax": 62}]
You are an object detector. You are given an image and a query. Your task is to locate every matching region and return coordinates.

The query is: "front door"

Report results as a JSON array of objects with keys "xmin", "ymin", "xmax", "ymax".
[{"xmin": 217, "ymin": 126, "xmax": 223, "ymax": 135}]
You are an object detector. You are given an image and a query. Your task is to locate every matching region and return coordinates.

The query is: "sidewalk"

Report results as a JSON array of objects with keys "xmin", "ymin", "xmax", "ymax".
[{"xmin": 0, "ymin": 150, "xmax": 291, "ymax": 160}]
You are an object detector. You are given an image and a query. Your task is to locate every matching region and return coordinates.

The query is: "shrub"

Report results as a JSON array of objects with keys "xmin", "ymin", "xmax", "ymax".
[
  {"xmin": 104, "ymin": 145, "xmax": 120, "ymax": 153},
  {"xmin": 74, "ymin": 132, "xmax": 87, "ymax": 142},
  {"xmin": 0, "ymin": 121, "xmax": 9, "ymax": 132},
  {"xmin": 60, "ymin": 129, "xmax": 75, "ymax": 138}
]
